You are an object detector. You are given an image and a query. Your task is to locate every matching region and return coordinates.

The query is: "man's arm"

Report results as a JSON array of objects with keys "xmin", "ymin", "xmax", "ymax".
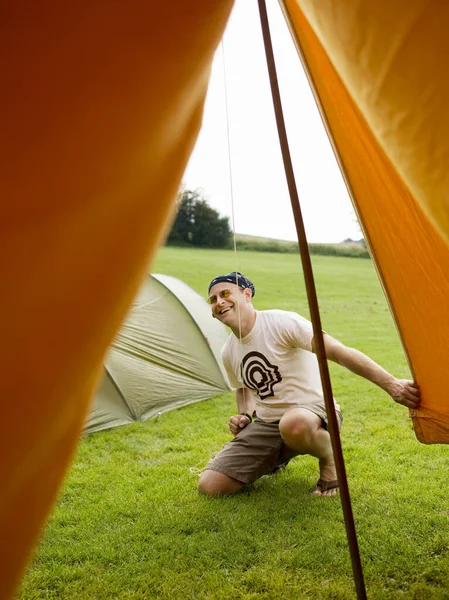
[
  {"xmin": 236, "ymin": 387, "xmax": 256, "ymax": 415},
  {"xmin": 313, "ymin": 334, "xmax": 421, "ymax": 409},
  {"xmin": 228, "ymin": 388, "xmax": 256, "ymax": 436}
]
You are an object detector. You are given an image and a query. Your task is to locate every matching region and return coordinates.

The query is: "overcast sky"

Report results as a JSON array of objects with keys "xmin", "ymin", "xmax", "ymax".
[{"xmin": 182, "ymin": 0, "xmax": 361, "ymax": 244}]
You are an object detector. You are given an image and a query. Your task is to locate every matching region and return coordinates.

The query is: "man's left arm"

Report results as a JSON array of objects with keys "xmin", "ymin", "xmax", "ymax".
[{"xmin": 313, "ymin": 334, "xmax": 421, "ymax": 409}]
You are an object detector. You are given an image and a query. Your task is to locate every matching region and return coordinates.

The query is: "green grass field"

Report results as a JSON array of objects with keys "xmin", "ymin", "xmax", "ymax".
[{"xmin": 20, "ymin": 248, "xmax": 449, "ymax": 599}]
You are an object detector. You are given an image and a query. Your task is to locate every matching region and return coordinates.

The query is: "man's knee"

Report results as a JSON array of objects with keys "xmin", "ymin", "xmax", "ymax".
[
  {"xmin": 198, "ymin": 470, "xmax": 244, "ymax": 497},
  {"xmin": 279, "ymin": 409, "xmax": 322, "ymax": 447}
]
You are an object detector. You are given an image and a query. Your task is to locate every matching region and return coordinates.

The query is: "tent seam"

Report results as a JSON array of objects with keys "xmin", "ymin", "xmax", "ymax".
[{"xmin": 104, "ymin": 366, "xmax": 137, "ymax": 421}]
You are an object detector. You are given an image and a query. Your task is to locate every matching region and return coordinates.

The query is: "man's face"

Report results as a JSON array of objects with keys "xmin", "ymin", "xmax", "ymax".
[{"xmin": 207, "ymin": 282, "xmax": 249, "ymax": 326}]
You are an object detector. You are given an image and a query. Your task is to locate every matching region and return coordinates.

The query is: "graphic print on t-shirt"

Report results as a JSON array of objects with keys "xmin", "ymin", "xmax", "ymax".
[{"xmin": 241, "ymin": 351, "xmax": 282, "ymax": 399}]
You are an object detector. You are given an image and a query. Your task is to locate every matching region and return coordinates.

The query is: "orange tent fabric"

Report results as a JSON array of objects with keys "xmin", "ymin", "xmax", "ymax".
[
  {"xmin": 281, "ymin": 0, "xmax": 449, "ymax": 444},
  {"xmin": 0, "ymin": 2, "xmax": 233, "ymax": 598}
]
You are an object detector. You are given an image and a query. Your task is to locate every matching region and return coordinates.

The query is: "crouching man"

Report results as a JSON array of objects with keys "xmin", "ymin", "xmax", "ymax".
[{"xmin": 198, "ymin": 272, "xmax": 420, "ymax": 497}]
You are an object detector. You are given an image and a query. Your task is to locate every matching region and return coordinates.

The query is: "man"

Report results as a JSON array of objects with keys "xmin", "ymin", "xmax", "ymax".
[{"xmin": 198, "ymin": 271, "xmax": 421, "ymax": 497}]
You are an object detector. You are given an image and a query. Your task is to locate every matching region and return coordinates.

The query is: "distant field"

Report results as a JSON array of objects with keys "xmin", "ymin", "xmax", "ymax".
[
  {"xmin": 167, "ymin": 233, "xmax": 370, "ymax": 258},
  {"xmin": 233, "ymin": 233, "xmax": 370, "ymax": 259},
  {"xmin": 20, "ymin": 247, "xmax": 449, "ymax": 600}
]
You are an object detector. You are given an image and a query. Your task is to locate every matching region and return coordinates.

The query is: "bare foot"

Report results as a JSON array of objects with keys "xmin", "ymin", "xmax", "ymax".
[{"xmin": 312, "ymin": 459, "xmax": 339, "ymax": 497}]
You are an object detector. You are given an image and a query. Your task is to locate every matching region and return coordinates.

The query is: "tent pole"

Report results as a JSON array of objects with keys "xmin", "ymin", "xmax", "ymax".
[{"xmin": 256, "ymin": 1, "xmax": 367, "ymax": 598}]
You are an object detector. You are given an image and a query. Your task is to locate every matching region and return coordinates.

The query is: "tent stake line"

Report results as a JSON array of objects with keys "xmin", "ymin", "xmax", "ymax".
[{"xmin": 257, "ymin": 1, "xmax": 367, "ymax": 598}]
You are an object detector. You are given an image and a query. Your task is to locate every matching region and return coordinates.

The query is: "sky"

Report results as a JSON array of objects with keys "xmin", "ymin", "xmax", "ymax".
[{"xmin": 182, "ymin": 0, "xmax": 361, "ymax": 244}]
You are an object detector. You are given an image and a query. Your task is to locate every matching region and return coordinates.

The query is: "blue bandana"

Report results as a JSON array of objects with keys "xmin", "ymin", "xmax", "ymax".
[{"xmin": 208, "ymin": 272, "xmax": 255, "ymax": 297}]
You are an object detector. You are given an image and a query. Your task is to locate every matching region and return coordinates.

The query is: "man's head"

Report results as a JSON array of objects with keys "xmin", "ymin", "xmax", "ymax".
[
  {"xmin": 207, "ymin": 272, "xmax": 255, "ymax": 329},
  {"xmin": 208, "ymin": 272, "xmax": 255, "ymax": 298}
]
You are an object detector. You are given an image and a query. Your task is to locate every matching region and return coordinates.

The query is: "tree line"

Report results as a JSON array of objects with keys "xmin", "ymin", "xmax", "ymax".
[{"xmin": 167, "ymin": 188, "xmax": 369, "ymax": 258}]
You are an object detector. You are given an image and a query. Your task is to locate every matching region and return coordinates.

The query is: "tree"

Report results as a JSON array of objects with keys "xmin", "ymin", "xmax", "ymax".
[{"xmin": 167, "ymin": 189, "xmax": 232, "ymax": 248}]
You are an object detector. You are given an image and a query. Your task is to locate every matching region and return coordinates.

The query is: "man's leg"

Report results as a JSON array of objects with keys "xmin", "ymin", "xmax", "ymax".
[
  {"xmin": 198, "ymin": 420, "xmax": 288, "ymax": 497},
  {"xmin": 198, "ymin": 470, "xmax": 244, "ymax": 497},
  {"xmin": 279, "ymin": 408, "xmax": 338, "ymax": 497}
]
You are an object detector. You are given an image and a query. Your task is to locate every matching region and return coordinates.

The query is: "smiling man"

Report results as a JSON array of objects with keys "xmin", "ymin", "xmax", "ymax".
[{"xmin": 198, "ymin": 271, "xmax": 421, "ymax": 497}]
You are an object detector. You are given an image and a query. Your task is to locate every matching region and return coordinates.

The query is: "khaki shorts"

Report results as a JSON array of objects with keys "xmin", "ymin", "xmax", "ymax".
[{"xmin": 204, "ymin": 405, "xmax": 343, "ymax": 484}]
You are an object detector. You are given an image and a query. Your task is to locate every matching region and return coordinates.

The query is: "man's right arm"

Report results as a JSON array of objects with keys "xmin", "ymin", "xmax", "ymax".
[
  {"xmin": 315, "ymin": 334, "xmax": 421, "ymax": 409},
  {"xmin": 228, "ymin": 388, "xmax": 256, "ymax": 436}
]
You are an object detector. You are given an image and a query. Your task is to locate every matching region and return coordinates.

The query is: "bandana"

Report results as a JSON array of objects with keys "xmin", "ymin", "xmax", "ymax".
[{"xmin": 208, "ymin": 271, "xmax": 255, "ymax": 297}]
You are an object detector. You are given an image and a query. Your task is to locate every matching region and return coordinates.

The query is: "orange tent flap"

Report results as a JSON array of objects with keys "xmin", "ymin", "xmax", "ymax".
[
  {"xmin": 0, "ymin": 2, "xmax": 233, "ymax": 597},
  {"xmin": 282, "ymin": 0, "xmax": 449, "ymax": 442},
  {"xmin": 293, "ymin": 0, "xmax": 449, "ymax": 246}
]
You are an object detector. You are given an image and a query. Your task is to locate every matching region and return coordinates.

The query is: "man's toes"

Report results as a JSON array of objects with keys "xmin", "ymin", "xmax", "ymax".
[{"xmin": 322, "ymin": 487, "xmax": 339, "ymax": 497}]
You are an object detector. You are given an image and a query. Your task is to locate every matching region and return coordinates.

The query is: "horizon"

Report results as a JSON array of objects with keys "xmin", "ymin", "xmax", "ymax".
[{"xmin": 233, "ymin": 231, "xmax": 365, "ymax": 245}]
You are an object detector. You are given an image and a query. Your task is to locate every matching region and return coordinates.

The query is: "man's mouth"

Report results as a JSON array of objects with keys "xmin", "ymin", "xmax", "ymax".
[{"xmin": 218, "ymin": 306, "xmax": 232, "ymax": 316}]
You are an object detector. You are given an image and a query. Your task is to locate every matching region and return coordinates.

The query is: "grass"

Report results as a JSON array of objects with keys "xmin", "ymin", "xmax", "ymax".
[{"xmin": 20, "ymin": 247, "xmax": 449, "ymax": 599}]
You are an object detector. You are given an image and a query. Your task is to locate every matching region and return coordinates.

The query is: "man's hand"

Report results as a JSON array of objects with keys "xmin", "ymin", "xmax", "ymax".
[
  {"xmin": 385, "ymin": 378, "xmax": 421, "ymax": 409},
  {"xmin": 228, "ymin": 414, "xmax": 251, "ymax": 436}
]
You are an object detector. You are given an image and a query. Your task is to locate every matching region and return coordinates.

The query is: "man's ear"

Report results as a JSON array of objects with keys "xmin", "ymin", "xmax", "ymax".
[{"xmin": 244, "ymin": 288, "xmax": 252, "ymax": 302}]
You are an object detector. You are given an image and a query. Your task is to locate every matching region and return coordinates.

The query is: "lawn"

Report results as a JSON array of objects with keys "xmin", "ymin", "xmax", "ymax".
[{"xmin": 20, "ymin": 247, "xmax": 449, "ymax": 599}]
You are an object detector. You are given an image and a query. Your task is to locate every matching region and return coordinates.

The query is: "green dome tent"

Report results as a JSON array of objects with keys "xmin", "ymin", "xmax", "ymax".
[{"xmin": 87, "ymin": 274, "xmax": 230, "ymax": 434}]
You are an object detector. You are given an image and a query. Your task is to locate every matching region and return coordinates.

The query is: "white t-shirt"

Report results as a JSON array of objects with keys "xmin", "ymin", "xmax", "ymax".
[{"xmin": 222, "ymin": 309, "xmax": 340, "ymax": 422}]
